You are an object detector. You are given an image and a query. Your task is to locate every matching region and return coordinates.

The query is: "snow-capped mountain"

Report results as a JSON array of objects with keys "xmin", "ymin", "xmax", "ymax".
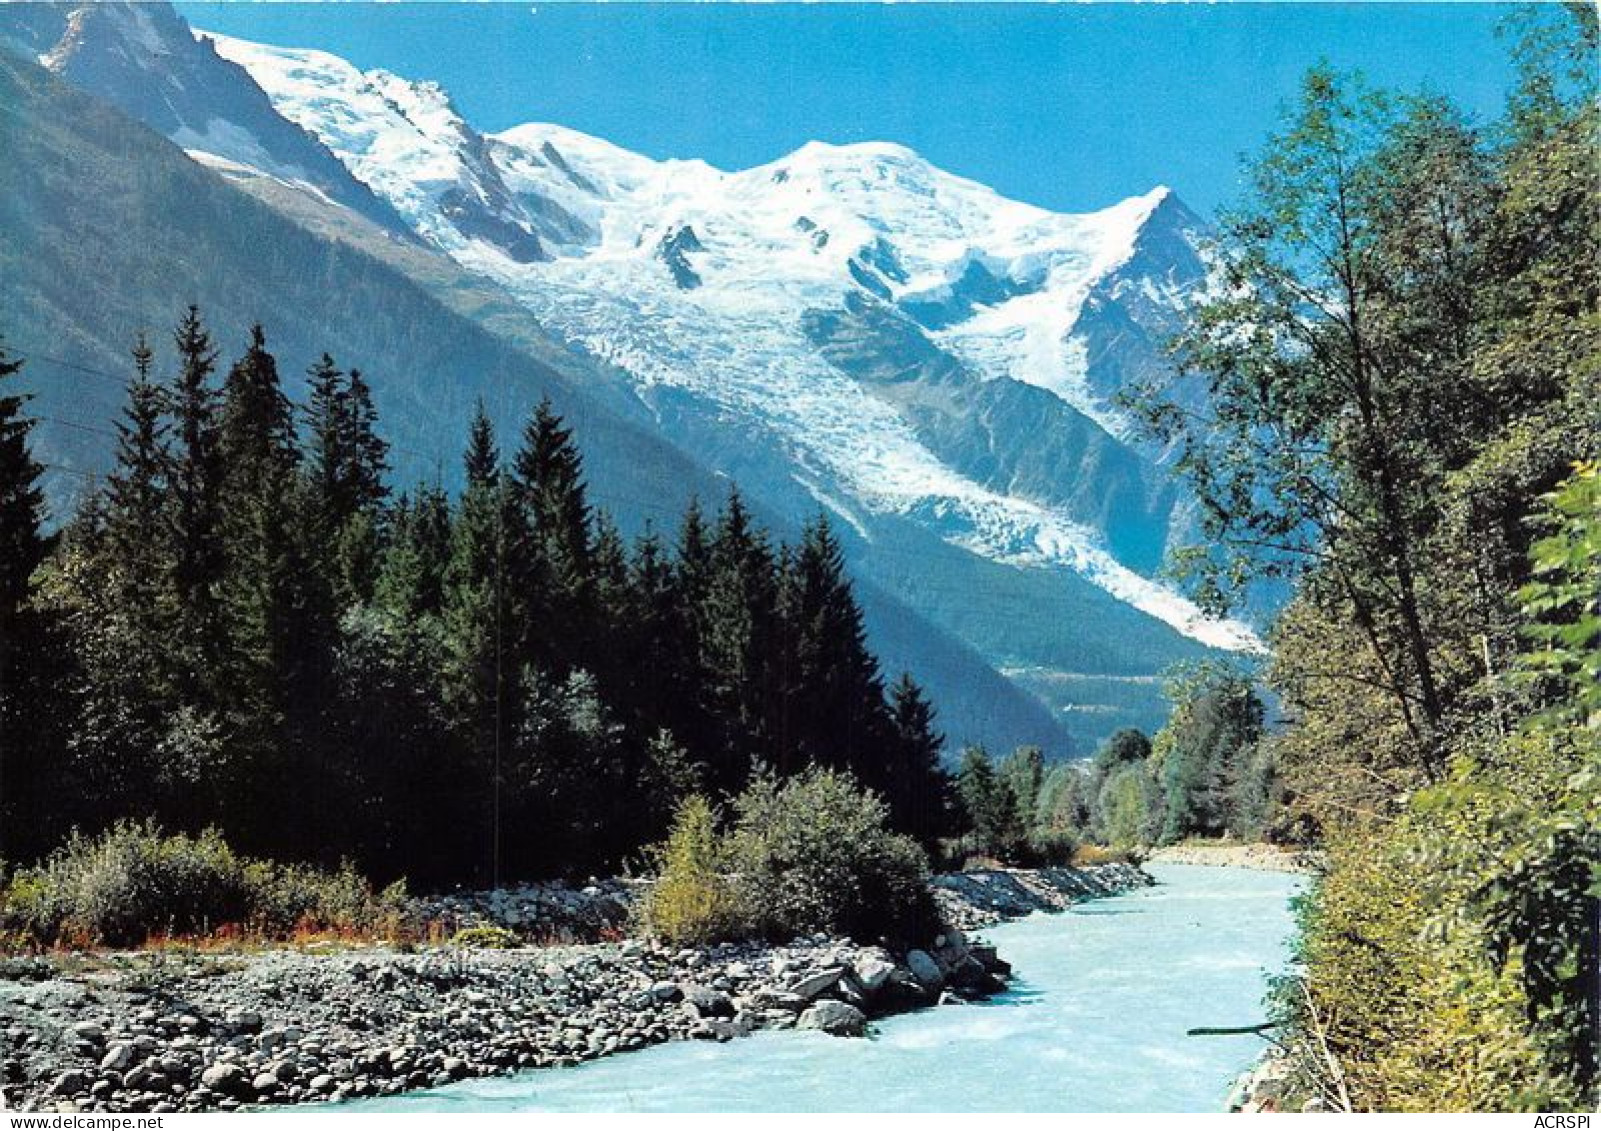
[
  {"xmin": 205, "ymin": 32, "xmax": 1253, "ymax": 654},
  {"xmin": 3, "ymin": 1, "xmax": 1260, "ymax": 753},
  {"xmin": 11, "ymin": 1, "xmax": 414, "ymax": 240}
]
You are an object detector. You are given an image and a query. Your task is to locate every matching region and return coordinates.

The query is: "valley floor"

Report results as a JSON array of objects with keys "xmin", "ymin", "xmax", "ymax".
[{"xmin": 0, "ymin": 864, "xmax": 1148, "ymax": 1113}]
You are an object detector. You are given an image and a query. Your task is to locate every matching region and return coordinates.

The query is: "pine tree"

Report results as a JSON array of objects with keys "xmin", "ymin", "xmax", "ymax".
[
  {"xmin": 100, "ymin": 335, "xmax": 176, "ymax": 685},
  {"xmin": 374, "ymin": 483, "xmax": 451, "ymax": 620},
  {"xmin": 305, "ymin": 353, "xmax": 349, "ymax": 521},
  {"xmin": 778, "ymin": 513, "xmax": 890, "ymax": 780},
  {"xmin": 884, "ymin": 672, "xmax": 952, "ymax": 847},
  {"xmin": 165, "ymin": 306, "xmax": 227, "ymax": 702},
  {"xmin": 217, "ymin": 326, "xmax": 335, "ymax": 857},
  {"xmin": 510, "ymin": 397, "xmax": 594, "ymax": 673},
  {"xmin": 441, "ymin": 413, "xmax": 520, "ymax": 885},
  {"xmin": 463, "ymin": 400, "xmax": 499, "ymax": 487},
  {"xmin": 59, "ymin": 339, "xmax": 177, "ymax": 838},
  {"xmin": 343, "ymin": 368, "xmax": 390, "ymax": 515},
  {"xmin": 696, "ymin": 488, "xmax": 779, "ymax": 795},
  {"xmin": 304, "ymin": 355, "xmax": 389, "ymax": 607},
  {"xmin": 955, "ymin": 745, "xmax": 1025, "ymax": 862}
]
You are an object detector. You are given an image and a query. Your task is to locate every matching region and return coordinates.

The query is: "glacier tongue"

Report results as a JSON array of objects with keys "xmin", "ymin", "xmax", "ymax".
[{"xmin": 204, "ymin": 28, "xmax": 1260, "ymax": 654}]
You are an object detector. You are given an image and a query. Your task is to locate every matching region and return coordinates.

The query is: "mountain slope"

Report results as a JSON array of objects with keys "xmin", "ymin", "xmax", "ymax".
[
  {"xmin": 14, "ymin": 1, "xmax": 414, "ymax": 242},
  {"xmin": 4, "ymin": 2, "xmax": 1262, "ymax": 754},
  {"xmin": 0, "ymin": 47, "xmax": 1077, "ymax": 756},
  {"xmin": 210, "ymin": 32, "xmax": 1252, "ymax": 655}
]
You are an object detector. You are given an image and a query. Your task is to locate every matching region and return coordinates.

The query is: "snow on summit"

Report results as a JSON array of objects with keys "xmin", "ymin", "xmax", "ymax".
[{"xmin": 205, "ymin": 28, "xmax": 1259, "ymax": 653}]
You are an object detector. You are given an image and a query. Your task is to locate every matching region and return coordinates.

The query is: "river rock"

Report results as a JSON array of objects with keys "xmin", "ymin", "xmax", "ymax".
[
  {"xmin": 788, "ymin": 966, "xmax": 845, "ymax": 1001},
  {"xmin": 904, "ymin": 949, "xmax": 944, "ymax": 989},
  {"xmin": 680, "ymin": 985, "xmax": 734, "ymax": 1019},
  {"xmin": 796, "ymin": 1001, "xmax": 867, "ymax": 1038},
  {"xmin": 100, "ymin": 1043, "xmax": 137, "ymax": 1072},
  {"xmin": 851, "ymin": 953, "xmax": 896, "ymax": 994},
  {"xmin": 199, "ymin": 1062, "xmax": 251, "ymax": 1098},
  {"xmin": 47, "ymin": 1068, "xmax": 89, "ymax": 1096}
]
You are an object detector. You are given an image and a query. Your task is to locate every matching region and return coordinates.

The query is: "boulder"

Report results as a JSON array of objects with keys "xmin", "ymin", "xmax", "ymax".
[
  {"xmin": 851, "ymin": 953, "xmax": 896, "ymax": 994},
  {"xmin": 680, "ymin": 985, "xmax": 735, "ymax": 1019},
  {"xmin": 199, "ymin": 1062, "xmax": 252, "ymax": 1098},
  {"xmin": 788, "ymin": 966, "xmax": 845, "ymax": 1001},
  {"xmin": 904, "ymin": 949, "xmax": 944, "ymax": 989},
  {"xmin": 796, "ymin": 1000, "xmax": 867, "ymax": 1038}
]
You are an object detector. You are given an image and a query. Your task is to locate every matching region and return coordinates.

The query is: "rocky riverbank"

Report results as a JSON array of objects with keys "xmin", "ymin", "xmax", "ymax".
[
  {"xmin": 1146, "ymin": 842, "xmax": 1314, "ymax": 874},
  {"xmin": 932, "ymin": 862, "xmax": 1153, "ymax": 930},
  {"xmin": 0, "ymin": 863, "xmax": 1146, "ymax": 1113}
]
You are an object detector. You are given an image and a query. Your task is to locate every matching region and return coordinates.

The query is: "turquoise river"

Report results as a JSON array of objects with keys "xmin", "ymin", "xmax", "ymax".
[{"xmin": 351, "ymin": 863, "xmax": 1302, "ymax": 1113}]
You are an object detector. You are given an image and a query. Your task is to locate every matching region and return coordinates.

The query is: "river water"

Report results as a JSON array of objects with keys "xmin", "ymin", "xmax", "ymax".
[{"xmin": 351, "ymin": 863, "xmax": 1302, "ymax": 1113}]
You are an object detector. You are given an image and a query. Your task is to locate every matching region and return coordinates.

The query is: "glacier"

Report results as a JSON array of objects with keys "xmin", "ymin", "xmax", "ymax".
[{"xmin": 203, "ymin": 30, "xmax": 1258, "ymax": 654}]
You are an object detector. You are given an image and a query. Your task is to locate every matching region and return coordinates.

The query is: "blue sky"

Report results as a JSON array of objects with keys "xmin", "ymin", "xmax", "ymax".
[{"xmin": 177, "ymin": 2, "xmax": 1522, "ymax": 218}]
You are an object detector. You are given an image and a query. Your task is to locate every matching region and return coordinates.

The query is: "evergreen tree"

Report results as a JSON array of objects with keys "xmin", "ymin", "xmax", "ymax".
[
  {"xmin": 883, "ymin": 672, "xmax": 952, "ymax": 848},
  {"xmin": 510, "ymin": 397, "xmax": 593, "ymax": 673},
  {"xmin": 374, "ymin": 484, "xmax": 451, "ymax": 620},
  {"xmin": 304, "ymin": 355, "xmax": 389, "ymax": 606},
  {"xmin": 696, "ymin": 488, "xmax": 779, "ymax": 795},
  {"xmin": 955, "ymin": 745, "xmax": 1025, "ymax": 861},
  {"xmin": 217, "ymin": 326, "xmax": 336, "ymax": 857},
  {"xmin": 463, "ymin": 400, "xmax": 499, "ymax": 487},
  {"xmin": 440, "ymin": 413, "xmax": 519, "ymax": 885},
  {"xmin": 778, "ymin": 514, "xmax": 889, "ymax": 780},
  {"xmin": 165, "ymin": 306, "xmax": 227, "ymax": 704}
]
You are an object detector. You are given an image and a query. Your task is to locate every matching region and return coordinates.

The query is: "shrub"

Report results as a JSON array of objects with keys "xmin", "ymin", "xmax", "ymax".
[
  {"xmin": 450, "ymin": 925, "xmax": 520, "ymax": 949},
  {"xmin": 0, "ymin": 822, "xmax": 405, "ymax": 947},
  {"xmin": 1, "ymin": 822, "xmax": 252, "ymax": 946},
  {"xmin": 1071, "ymin": 843, "xmax": 1140, "ymax": 867},
  {"xmin": 1026, "ymin": 828, "xmax": 1081, "ymax": 866},
  {"xmin": 727, "ymin": 768, "xmax": 936, "ymax": 946},
  {"xmin": 639, "ymin": 795, "xmax": 737, "ymax": 946}
]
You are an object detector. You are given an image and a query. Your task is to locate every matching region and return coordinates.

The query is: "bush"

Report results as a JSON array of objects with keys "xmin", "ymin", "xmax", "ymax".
[
  {"xmin": 639, "ymin": 795, "xmax": 738, "ymax": 946},
  {"xmin": 0, "ymin": 822, "xmax": 405, "ymax": 947},
  {"xmin": 1025, "ymin": 828, "xmax": 1081, "ymax": 866},
  {"xmin": 727, "ymin": 768, "xmax": 936, "ymax": 946},
  {"xmin": 450, "ymin": 925, "xmax": 520, "ymax": 949}
]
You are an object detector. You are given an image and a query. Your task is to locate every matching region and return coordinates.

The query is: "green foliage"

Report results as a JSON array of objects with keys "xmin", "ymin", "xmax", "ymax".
[
  {"xmin": 1150, "ymin": 664, "xmax": 1265, "ymax": 843},
  {"xmin": 954, "ymin": 745, "xmax": 1027, "ymax": 862},
  {"xmin": 1517, "ymin": 462, "xmax": 1601, "ymax": 726},
  {"xmin": 726, "ymin": 767, "xmax": 936, "ymax": 946},
  {"xmin": 1096, "ymin": 763, "xmax": 1161, "ymax": 849},
  {"xmin": 1232, "ymin": 9, "xmax": 1600, "ymax": 1106},
  {"xmin": 639, "ymin": 794, "xmax": 737, "ymax": 947},
  {"xmin": 450, "ymin": 925, "xmax": 520, "ymax": 950},
  {"xmin": 0, "ymin": 822, "xmax": 403, "ymax": 947}
]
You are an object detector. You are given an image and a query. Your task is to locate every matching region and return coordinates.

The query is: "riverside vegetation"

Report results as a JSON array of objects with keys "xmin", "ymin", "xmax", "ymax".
[{"xmin": 1126, "ymin": 7, "xmax": 1598, "ymax": 1113}]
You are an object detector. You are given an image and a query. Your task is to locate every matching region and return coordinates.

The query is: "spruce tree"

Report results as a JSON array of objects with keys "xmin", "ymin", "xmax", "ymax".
[
  {"xmin": 374, "ymin": 483, "xmax": 451, "ymax": 620},
  {"xmin": 105, "ymin": 335, "xmax": 172, "ymax": 605},
  {"xmin": 779, "ymin": 514, "xmax": 889, "ymax": 780},
  {"xmin": 166, "ymin": 306, "xmax": 227, "ymax": 703},
  {"xmin": 218, "ymin": 327, "xmax": 333, "ymax": 856},
  {"xmin": 885, "ymin": 672, "xmax": 952, "ymax": 847},
  {"xmin": 510, "ymin": 397, "xmax": 594, "ymax": 673},
  {"xmin": 304, "ymin": 356, "xmax": 389, "ymax": 607},
  {"xmin": 696, "ymin": 488, "xmax": 779, "ymax": 795},
  {"xmin": 441, "ymin": 412, "xmax": 520, "ymax": 885}
]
